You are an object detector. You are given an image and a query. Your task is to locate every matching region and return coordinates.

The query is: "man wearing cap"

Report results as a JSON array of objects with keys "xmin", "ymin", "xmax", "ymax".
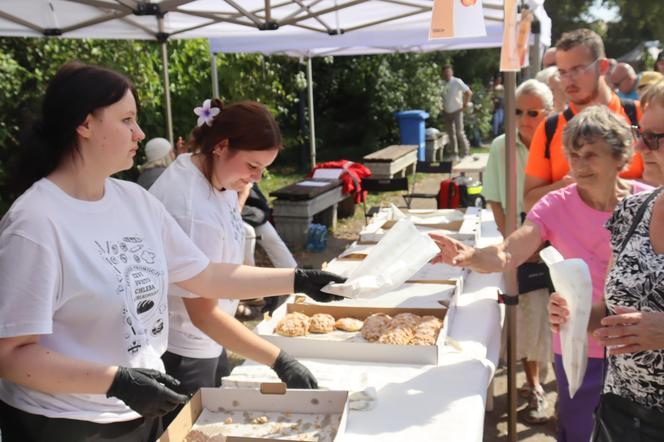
[
  {"xmin": 137, "ymin": 137, "xmax": 175, "ymax": 189},
  {"xmin": 637, "ymin": 71, "xmax": 664, "ymax": 96}
]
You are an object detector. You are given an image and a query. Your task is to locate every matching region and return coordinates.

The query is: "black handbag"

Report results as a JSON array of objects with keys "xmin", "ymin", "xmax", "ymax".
[
  {"xmin": 516, "ymin": 261, "xmax": 554, "ymax": 294},
  {"xmin": 591, "ymin": 187, "xmax": 664, "ymax": 442}
]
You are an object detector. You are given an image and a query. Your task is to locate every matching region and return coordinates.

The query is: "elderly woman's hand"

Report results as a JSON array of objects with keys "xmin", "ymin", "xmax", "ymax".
[
  {"xmin": 429, "ymin": 233, "xmax": 511, "ymax": 272},
  {"xmin": 429, "ymin": 233, "xmax": 473, "ymax": 266},
  {"xmin": 548, "ymin": 292, "xmax": 569, "ymax": 333},
  {"xmin": 592, "ymin": 306, "xmax": 664, "ymax": 355}
]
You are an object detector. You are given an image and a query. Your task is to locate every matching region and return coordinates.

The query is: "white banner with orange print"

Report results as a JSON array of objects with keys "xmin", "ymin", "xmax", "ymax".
[
  {"xmin": 500, "ymin": 0, "xmax": 533, "ymax": 71},
  {"xmin": 429, "ymin": 0, "xmax": 487, "ymax": 40}
]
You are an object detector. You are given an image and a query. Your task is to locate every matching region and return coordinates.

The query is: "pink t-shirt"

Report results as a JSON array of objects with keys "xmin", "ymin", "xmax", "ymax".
[{"xmin": 527, "ymin": 182, "xmax": 652, "ymax": 358}]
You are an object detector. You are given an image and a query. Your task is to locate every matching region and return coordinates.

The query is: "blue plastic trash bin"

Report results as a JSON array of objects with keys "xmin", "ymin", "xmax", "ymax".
[{"xmin": 395, "ymin": 110, "xmax": 430, "ymax": 161}]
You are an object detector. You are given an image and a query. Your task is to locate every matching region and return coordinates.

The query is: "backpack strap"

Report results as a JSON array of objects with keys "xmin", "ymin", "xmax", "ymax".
[
  {"xmin": 620, "ymin": 98, "xmax": 638, "ymax": 127},
  {"xmin": 544, "ymin": 108, "xmax": 575, "ymax": 159}
]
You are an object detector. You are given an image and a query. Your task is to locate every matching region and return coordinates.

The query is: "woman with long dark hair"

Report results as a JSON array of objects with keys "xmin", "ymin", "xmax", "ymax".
[{"xmin": 0, "ymin": 61, "xmax": 342, "ymax": 442}]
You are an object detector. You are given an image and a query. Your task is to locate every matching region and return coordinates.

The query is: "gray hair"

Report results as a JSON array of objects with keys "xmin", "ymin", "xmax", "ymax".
[
  {"xmin": 562, "ymin": 106, "xmax": 633, "ymax": 168},
  {"xmin": 516, "ymin": 79, "xmax": 554, "ymax": 110},
  {"xmin": 535, "ymin": 66, "xmax": 559, "ymax": 85}
]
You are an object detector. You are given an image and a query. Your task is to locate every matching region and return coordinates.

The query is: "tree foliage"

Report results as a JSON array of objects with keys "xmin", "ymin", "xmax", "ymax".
[
  {"xmin": 602, "ymin": 0, "xmax": 664, "ymax": 63},
  {"xmin": 0, "ymin": 37, "xmax": 502, "ymax": 214}
]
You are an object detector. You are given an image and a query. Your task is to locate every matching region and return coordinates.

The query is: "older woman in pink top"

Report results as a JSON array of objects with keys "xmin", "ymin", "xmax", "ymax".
[{"xmin": 431, "ymin": 105, "xmax": 651, "ymax": 442}]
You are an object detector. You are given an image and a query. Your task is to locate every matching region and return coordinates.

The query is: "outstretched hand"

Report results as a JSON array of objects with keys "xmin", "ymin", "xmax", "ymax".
[
  {"xmin": 429, "ymin": 233, "xmax": 473, "ymax": 266},
  {"xmin": 593, "ymin": 306, "xmax": 664, "ymax": 355}
]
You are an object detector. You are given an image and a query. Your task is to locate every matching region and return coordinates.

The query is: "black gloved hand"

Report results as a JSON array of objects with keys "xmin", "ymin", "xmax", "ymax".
[
  {"xmin": 262, "ymin": 295, "xmax": 288, "ymax": 315},
  {"xmin": 106, "ymin": 367, "xmax": 188, "ymax": 417},
  {"xmin": 293, "ymin": 268, "xmax": 346, "ymax": 303},
  {"xmin": 271, "ymin": 350, "xmax": 318, "ymax": 389}
]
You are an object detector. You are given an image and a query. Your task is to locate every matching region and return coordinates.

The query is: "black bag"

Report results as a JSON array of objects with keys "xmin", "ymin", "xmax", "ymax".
[
  {"xmin": 516, "ymin": 261, "xmax": 554, "ymax": 293},
  {"xmin": 591, "ymin": 393, "xmax": 664, "ymax": 442},
  {"xmin": 591, "ymin": 187, "xmax": 664, "ymax": 442},
  {"xmin": 516, "ymin": 212, "xmax": 553, "ymax": 294},
  {"xmin": 241, "ymin": 184, "xmax": 271, "ymax": 227}
]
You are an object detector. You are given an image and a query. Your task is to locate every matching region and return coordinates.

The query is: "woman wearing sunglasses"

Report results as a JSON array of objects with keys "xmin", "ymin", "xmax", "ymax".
[
  {"xmin": 550, "ymin": 79, "xmax": 664, "ymax": 441},
  {"xmin": 433, "ymin": 105, "xmax": 652, "ymax": 442},
  {"xmin": 483, "ymin": 79, "xmax": 554, "ymax": 424}
]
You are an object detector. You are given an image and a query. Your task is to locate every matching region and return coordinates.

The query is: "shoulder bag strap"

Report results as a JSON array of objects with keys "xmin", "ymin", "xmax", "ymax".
[{"xmin": 617, "ymin": 187, "xmax": 664, "ymax": 257}]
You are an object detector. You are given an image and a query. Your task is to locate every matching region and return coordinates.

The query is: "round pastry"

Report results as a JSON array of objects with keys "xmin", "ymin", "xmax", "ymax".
[
  {"xmin": 309, "ymin": 313, "xmax": 336, "ymax": 333},
  {"xmin": 335, "ymin": 317, "xmax": 364, "ymax": 332},
  {"xmin": 411, "ymin": 316, "xmax": 443, "ymax": 346},
  {"xmin": 378, "ymin": 325, "xmax": 414, "ymax": 345},
  {"xmin": 360, "ymin": 313, "xmax": 392, "ymax": 341},
  {"xmin": 391, "ymin": 312, "xmax": 422, "ymax": 328},
  {"xmin": 274, "ymin": 312, "xmax": 310, "ymax": 337}
]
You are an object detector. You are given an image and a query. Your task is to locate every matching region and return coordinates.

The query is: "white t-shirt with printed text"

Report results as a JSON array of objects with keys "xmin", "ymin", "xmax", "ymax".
[
  {"xmin": 0, "ymin": 178, "xmax": 209, "ymax": 422},
  {"xmin": 149, "ymin": 154, "xmax": 246, "ymax": 359}
]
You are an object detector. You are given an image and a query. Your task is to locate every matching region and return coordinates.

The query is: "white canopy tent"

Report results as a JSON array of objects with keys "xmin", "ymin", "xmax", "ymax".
[
  {"xmin": 206, "ymin": 1, "xmax": 550, "ymax": 165},
  {"xmin": 0, "ymin": 0, "xmax": 550, "ymax": 146}
]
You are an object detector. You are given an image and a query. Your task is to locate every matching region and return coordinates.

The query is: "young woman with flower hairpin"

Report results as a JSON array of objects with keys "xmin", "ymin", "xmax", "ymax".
[
  {"xmin": 149, "ymin": 98, "xmax": 323, "ymax": 425},
  {"xmin": 0, "ymin": 63, "xmax": 343, "ymax": 442}
]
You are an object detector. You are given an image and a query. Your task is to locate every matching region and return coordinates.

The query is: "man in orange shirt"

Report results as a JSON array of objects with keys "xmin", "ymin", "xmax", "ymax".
[{"xmin": 523, "ymin": 29, "xmax": 643, "ymax": 210}]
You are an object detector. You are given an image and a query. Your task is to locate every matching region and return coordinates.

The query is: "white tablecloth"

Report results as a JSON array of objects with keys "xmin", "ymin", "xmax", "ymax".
[{"xmin": 230, "ymin": 210, "xmax": 504, "ymax": 441}]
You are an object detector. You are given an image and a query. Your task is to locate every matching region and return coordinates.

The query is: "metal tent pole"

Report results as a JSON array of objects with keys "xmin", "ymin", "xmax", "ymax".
[
  {"xmin": 503, "ymin": 71, "xmax": 519, "ymax": 442},
  {"xmin": 211, "ymin": 51, "xmax": 220, "ymax": 98},
  {"xmin": 306, "ymin": 57, "xmax": 317, "ymax": 169},
  {"xmin": 158, "ymin": 15, "xmax": 173, "ymax": 145}
]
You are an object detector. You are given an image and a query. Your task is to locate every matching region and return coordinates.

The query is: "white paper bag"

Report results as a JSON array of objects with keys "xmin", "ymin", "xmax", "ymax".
[
  {"xmin": 323, "ymin": 218, "xmax": 440, "ymax": 298},
  {"xmin": 540, "ymin": 246, "xmax": 593, "ymax": 398}
]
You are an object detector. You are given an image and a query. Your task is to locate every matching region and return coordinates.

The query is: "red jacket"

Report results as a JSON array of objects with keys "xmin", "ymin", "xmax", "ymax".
[{"xmin": 309, "ymin": 160, "xmax": 372, "ymax": 203}]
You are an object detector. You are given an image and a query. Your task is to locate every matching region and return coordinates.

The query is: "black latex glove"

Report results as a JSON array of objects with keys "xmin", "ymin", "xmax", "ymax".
[
  {"xmin": 106, "ymin": 367, "xmax": 188, "ymax": 417},
  {"xmin": 271, "ymin": 350, "xmax": 318, "ymax": 389},
  {"xmin": 262, "ymin": 295, "xmax": 288, "ymax": 315},
  {"xmin": 293, "ymin": 268, "xmax": 346, "ymax": 303}
]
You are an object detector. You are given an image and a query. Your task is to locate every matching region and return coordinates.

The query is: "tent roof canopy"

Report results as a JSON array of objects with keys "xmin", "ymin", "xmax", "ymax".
[{"xmin": 0, "ymin": 0, "xmax": 549, "ymax": 51}]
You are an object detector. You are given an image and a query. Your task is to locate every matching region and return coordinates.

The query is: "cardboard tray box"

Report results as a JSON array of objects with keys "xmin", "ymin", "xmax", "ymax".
[
  {"xmin": 158, "ymin": 384, "xmax": 349, "ymax": 442},
  {"xmin": 256, "ymin": 303, "xmax": 453, "ymax": 365},
  {"xmin": 358, "ymin": 208, "xmax": 479, "ymax": 244}
]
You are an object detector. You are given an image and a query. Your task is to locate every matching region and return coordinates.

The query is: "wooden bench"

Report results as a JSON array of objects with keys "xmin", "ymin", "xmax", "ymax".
[
  {"xmin": 363, "ymin": 145, "xmax": 418, "ymax": 179},
  {"xmin": 451, "ymin": 153, "xmax": 489, "ymax": 181},
  {"xmin": 270, "ymin": 179, "xmax": 346, "ymax": 249}
]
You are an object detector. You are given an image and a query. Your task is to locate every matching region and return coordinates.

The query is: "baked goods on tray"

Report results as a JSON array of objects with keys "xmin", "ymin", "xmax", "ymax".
[{"xmin": 273, "ymin": 311, "xmax": 443, "ymax": 346}]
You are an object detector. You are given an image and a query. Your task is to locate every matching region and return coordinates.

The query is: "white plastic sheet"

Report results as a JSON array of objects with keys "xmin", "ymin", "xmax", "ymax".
[
  {"xmin": 323, "ymin": 218, "xmax": 440, "ymax": 298},
  {"xmin": 540, "ymin": 246, "xmax": 593, "ymax": 398}
]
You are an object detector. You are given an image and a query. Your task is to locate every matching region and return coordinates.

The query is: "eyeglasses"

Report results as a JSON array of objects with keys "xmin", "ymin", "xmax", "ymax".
[
  {"xmin": 631, "ymin": 125, "xmax": 664, "ymax": 151},
  {"xmin": 515, "ymin": 109, "xmax": 545, "ymax": 118},
  {"xmin": 558, "ymin": 59, "xmax": 599, "ymax": 80}
]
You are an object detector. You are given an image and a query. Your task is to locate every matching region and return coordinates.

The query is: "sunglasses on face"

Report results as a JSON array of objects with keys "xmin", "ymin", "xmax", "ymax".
[
  {"xmin": 515, "ymin": 109, "xmax": 544, "ymax": 118},
  {"xmin": 631, "ymin": 125, "xmax": 664, "ymax": 151}
]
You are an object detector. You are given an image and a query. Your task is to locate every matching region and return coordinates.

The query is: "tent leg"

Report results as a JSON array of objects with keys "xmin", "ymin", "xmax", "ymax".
[
  {"xmin": 211, "ymin": 51, "xmax": 220, "ymax": 98},
  {"xmin": 158, "ymin": 16, "xmax": 173, "ymax": 146},
  {"xmin": 503, "ymin": 70, "xmax": 519, "ymax": 442},
  {"xmin": 306, "ymin": 57, "xmax": 316, "ymax": 169}
]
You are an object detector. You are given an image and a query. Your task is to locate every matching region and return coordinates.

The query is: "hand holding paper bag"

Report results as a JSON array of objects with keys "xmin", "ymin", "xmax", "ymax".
[{"xmin": 541, "ymin": 246, "xmax": 592, "ymax": 398}]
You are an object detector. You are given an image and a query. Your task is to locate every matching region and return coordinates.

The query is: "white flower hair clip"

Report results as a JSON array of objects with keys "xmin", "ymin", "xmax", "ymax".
[{"xmin": 194, "ymin": 99, "xmax": 221, "ymax": 127}]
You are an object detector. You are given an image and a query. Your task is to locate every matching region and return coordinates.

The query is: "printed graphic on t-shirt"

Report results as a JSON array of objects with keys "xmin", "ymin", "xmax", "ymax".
[
  {"xmin": 95, "ymin": 236, "xmax": 166, "ymax": 355},
  {"xmin": 229, "ymin": 205, "xmax": 244, "ymax": 245}
]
